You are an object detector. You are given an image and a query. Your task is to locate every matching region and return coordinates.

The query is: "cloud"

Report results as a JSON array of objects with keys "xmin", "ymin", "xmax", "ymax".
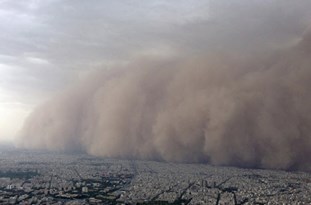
[
  {"xmin": 17, "ymin": 31, "xmax": 311, "ymax": 171},
  {"xmin": 0, "ymin": 0, "xmax": 311, "ymax": 168},
  {"xmin": 25, "ymin": 57, "xmax": 50, "ymax": 65}
]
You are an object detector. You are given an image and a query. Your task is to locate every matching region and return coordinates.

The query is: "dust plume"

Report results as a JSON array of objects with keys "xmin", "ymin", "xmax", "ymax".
[{"xmin": 15, "ymin": 30, "xmax": 311, "ymax": 171}]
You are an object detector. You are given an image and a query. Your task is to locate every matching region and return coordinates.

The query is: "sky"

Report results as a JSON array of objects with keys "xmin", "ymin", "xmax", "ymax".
[{"xmin": 1, "ymin": 0, "xmax": 311, "ymax": 142}]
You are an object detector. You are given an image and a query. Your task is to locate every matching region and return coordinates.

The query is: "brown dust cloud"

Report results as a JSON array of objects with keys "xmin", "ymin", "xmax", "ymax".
[
  {"xmin": 16, "ymin": 1, "xmax": 311, "ymax": 171},
  {"xmin": 16, "ymin": 31, "xmax": 311, "ymax": 171}
]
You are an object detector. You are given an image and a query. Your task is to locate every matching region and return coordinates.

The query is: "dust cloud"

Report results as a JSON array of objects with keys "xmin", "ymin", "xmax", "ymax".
[{"xmin": 16, "ymin": 30, "xmax": 311, "ymax": 171}]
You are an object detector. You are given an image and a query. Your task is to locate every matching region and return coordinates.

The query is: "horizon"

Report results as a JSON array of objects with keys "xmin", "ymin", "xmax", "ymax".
[
  {"xmin": 1, "ymin": 2, "xmax": 311, "ymax": 203},
  {"xmin": 1, "ymin": 0, "xmax": 311, "ymax": 172}
]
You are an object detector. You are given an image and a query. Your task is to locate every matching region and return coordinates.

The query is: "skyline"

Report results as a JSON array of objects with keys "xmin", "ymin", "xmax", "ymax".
[{"xmin": 1, "ymin": 2, "xmax": 311, "ymax": 204}]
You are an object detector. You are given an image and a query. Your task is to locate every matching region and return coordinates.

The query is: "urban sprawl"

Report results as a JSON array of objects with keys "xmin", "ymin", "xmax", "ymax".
[{"xmin": 0, "ymin": 149, "xmax": 310, "ymax": 204}]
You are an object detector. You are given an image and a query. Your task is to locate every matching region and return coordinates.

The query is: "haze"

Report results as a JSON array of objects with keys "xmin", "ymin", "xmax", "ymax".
[{"xmin": 1, "ymin": 0, "xmax": 311, "ymax": 170}]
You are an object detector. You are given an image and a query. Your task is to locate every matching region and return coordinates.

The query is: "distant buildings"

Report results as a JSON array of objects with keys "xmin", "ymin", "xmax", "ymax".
[
  {"xmin": 0, "ymin": 150, "xmax": 310, "ymax": 204},
  {"xmin": 81, "ymin": 186, "xmax": 88, "ymax": 193}
]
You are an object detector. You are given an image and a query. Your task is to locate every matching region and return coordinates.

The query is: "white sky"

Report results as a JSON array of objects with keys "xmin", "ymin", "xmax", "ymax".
[{"xmin": 0, "ymin": 0, "xmax": 310, "ymax": 142}]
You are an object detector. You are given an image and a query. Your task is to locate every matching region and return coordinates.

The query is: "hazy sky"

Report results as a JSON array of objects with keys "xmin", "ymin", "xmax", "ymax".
[{"xmin": 1, "ymin": 0, "xmax": 311, "ymax": 141}]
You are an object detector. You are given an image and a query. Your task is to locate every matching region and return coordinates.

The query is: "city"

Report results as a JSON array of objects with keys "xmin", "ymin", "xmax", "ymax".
[
  {"xmin": 0, "ymin": 149, "xmax": 310, "ymax": 204},
  {"xmin": 1, "ymin": 1, "xmax": 311, "ymax": 205}
]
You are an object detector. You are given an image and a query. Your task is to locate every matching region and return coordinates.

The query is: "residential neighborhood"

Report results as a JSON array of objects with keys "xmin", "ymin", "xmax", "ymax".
[{"xmin": 0, "ymin": 149, "xmax": 310, "ymax": 204}]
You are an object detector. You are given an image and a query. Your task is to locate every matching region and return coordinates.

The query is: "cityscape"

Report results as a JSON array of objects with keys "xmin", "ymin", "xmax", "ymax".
[
  {"xmin": 1, "ymin": 1, "xmax": 311, "ymax": 205},
  {"xmin": 0, "ymin": 149, "xmax": 310, "ymax": 204}
]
